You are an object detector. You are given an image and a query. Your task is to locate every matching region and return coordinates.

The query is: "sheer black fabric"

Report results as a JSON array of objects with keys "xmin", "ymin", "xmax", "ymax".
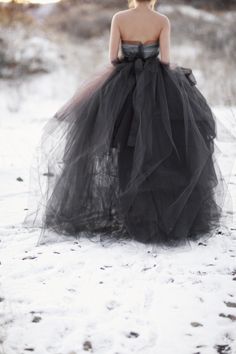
[{"xmin": 23, "ymin": 40, "xmax": 235, "ymax": 248}]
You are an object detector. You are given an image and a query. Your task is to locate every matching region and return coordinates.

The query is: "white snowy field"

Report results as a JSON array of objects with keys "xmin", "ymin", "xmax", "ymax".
[{"xmin": 1, "ymin": 36, "xmax": 236, "ymax": 354}]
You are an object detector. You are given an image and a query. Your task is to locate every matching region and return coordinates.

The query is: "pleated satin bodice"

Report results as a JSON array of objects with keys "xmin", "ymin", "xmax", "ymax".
[{"xmin": 121, "ymin": 40, "xmax": 160, "ymax": 59}]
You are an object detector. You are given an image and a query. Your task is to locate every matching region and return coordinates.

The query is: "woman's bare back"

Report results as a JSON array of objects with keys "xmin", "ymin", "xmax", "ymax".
[
  {"xmin": 118, "ymin": 8, "xmax": 166, "ymax": 42},
  {"xmin": 109, "ymin": 6, "xmax": 171, "ymax": 64}
]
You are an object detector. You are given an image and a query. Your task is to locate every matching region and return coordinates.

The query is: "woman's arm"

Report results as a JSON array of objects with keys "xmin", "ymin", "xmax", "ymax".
[
  {"xmin": 109, "ymin": 13, "xmax": 121, "ymax": 64},
  {"xmin": 159, "ymin": 16, "xmax": 171, "ymax": 64}
]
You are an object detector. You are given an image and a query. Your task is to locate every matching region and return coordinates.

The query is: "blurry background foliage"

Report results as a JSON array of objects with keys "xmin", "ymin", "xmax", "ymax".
[{"xmin": 0, "ymin": 0, "xmax": 236, "ymax": 104}]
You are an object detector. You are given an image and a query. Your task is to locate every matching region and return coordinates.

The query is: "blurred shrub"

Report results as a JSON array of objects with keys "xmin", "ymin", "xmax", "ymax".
[
  {"xmin": 183, "ymin": 0, "xmax": 236, "ymax": 10},
  {"xmin": 0, "ymin": 30, "xmax": 61, "ymax": 78},
  {"xmin": 45, "ymin": 4, "xmax": 113, "ymax": 39}
]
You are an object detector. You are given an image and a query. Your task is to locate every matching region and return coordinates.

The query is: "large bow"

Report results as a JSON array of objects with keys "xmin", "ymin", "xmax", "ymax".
[{"xmin": 179, "ymin": 66, "xmax": 197, "ymax": 86}]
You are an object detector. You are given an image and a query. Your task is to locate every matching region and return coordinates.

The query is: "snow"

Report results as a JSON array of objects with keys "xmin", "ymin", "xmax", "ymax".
[
  {"xmin": 159, "ymin": 4, "xmax": 220, "ymax": 23},
  {"xmin": 1, "ymin": 226, "xmax": 236, "ymax": 354},
  {"xmin": 1, "ymin": 34, "xmax": 236, "ymax": 354}
]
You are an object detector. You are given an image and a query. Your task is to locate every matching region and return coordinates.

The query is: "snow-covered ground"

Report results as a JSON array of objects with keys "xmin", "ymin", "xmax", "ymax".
[{"xmin": 1, "ymin": 32, "xmax": 236, "ymax": 354}]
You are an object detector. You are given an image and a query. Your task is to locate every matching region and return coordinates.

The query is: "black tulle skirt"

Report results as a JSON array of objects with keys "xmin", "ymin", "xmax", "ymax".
[{"xmin": 23, "ymin": 55, "xmax": 233, "ymax": 247}]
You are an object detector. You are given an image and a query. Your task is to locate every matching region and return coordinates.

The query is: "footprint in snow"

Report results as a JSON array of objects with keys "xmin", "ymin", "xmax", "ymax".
[
  {"xmin": 224, "ymin": 301, "xmax": 236, "ymax": 308},
  {"xmin": 126, "ymin": 331, "xmax": 139, "ymax": 338},
  {"xmin": 83, "ymin": 340, "xmax": 93, "ymax": 352},
  {"xmin": 190, "ymin": 322, "xmax": 203, "ymax": 327},
  {"xmin": 32, "ymin": 316, "xmax": 42, "ymax": 323},
  {"xmin": 214, "ymin": 344, "xmax": 232, "ymax": 354},
  {"xmin": 67, "ymin": 288, "xmax": 76, "ymax": 293},
  {"xmin": 219, "ymin": 313, "xmax": 236, "ymax": 321},
  {"xmin": 231, "ymin": 269, "xmax": 236, "ymax": 280},
  {"xmin": 106, "ymin": 300, "xmax": 120, "ymax": 310}
]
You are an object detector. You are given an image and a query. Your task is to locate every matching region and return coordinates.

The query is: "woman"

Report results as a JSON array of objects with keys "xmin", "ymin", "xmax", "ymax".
[{"xmin": 23, "ymin": 0, "xmax": 230, "ymax": 247}]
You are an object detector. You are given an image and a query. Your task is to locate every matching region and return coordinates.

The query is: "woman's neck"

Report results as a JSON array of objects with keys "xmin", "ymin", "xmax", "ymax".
[{"xmin": 134, "ymin": 1, "xmax": 152, "ymax": 10}]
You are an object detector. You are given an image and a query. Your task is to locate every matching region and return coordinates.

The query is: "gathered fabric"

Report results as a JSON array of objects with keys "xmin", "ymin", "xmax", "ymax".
[{"xmin": 23, "ymin": 39, "xmax": 233, "ymax": 248}]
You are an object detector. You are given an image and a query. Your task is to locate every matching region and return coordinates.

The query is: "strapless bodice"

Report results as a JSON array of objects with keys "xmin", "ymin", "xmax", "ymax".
[{"xmin": 121, "ymin": 40, "xmax": 159, "ymax": 59}]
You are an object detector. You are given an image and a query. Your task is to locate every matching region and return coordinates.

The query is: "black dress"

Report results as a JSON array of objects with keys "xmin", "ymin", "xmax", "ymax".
[{"xmin": 23, "ymin": 39, "xmax": 230, "ymax": 247}]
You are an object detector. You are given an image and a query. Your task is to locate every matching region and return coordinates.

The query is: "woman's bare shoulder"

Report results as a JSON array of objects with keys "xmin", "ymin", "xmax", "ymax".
[
  {"xmin": 153, "ymin": 11, "xmax": 170, "ymax": 25},
  {"xmin": 112, "ymin": 9, "xmax": 134, "ymax": 19}
]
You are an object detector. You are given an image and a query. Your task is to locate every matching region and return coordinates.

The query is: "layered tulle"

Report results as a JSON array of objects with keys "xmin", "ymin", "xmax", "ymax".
[{"xmin": 23, "ymin": 54, "xmax": 234, "ymax": 247}]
